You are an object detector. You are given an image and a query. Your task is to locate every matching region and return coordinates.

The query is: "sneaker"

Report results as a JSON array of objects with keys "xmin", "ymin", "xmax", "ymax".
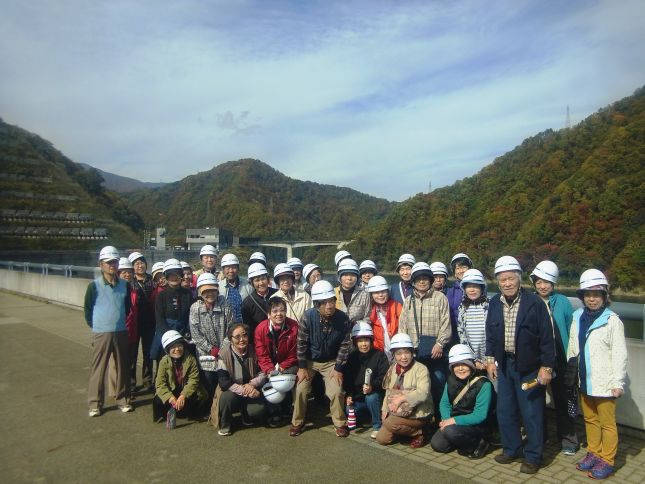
[
  {"xmin": 335, "ymin": 426, "xmax": 349, "ymax": 438},
  {"xmin": 410, "ymin": 434, "xmax": 425, "ymax": 449},
  {"xmin": 589, "ymin": 459, "xmax": 614, "ymax": 480},
  {"xmin": 370, "ymin": 430, "xmax": 378, "ymax": 439},
  {"xmin": 217, "ymin": 428, "xmax": 232, "ymax": 436},
  {"xmin": 289, "ymin": 424, "xmax": 304, "ymax": 437},
  {"xmin": 468, "ymin": 439, "xmax": 490, "ymax": 459},
  {"xmin": 495, "ymin": 453, "xmax": 521, "ymax": 464},
  {"xmin": 241, "ymin": 416, "xmax": 254, "ymax": 427},
  {"xmin": 520, "ymin": 461, "xmax": 540, "ymax": 474},
  {"xmin": 119, "ymin": 404, "xmax": 134, "ymax": 413},
  {"xmin": 562, "ymin": 447, "xmax": 578, "ymax": 456},
  {"xmin": 576, "ymin": 452, "xmax": 600, "ymax": 472},
  {"xmin": 89, "ymin": 408, "xmax": 101, "ymax": 417}
]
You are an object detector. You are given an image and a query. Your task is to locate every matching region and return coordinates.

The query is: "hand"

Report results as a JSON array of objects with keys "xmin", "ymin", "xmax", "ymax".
[
  {"xmin": 175, "ymin": 394, "xmax": 186, "ymax": 411},
  {"xmin": 538, "ymin": 367, "xmax": 552, "ymax": 386},
  {"xmin": 363, "ymin": 384, "xmax": 372, "ymax": 395},
  {"xmin": 388, "ymin": 394, "xmax": 406, "ymax": 413},
  {"xmin": 168, "ymin": 396, "xmax": 177, "ymax": 407},
  {"xmin": 242, "ymin": 383, "xmax": 256, "ymax": 397},
  {"xmin": 611, "ymin": 388, "xmax": 624, "ymax": 398},
  {"xmin": 439, "ymin": 417, "xmax": 456, "ymax": 430},
  {"xmin": 330, "ymin": 369, "xmax": 343, "ymax": 386},
  {"xmin": 297, "ymin": 368, "xmax": 312, "ymax": 383},
  {"xmin": 248, "ymin": 388, "xmax": 261, "ymax": 398},
  {"xmin": 486, "ymin": 362, "xmax": 497, "ymax": 381},
  {"xmin": 346, "ymin": 396, "xmax": 353, "ymax": 406},
  {"xmin": 431, "ymin": 343, "xmax": 443, "ymax": 359},
  {"xmin": 475, "ymin": 361, "xmax": 486, "ymax": 370}
]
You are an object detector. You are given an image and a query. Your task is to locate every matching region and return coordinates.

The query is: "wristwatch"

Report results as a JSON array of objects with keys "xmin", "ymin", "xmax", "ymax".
[{"xmin": 542, "ymin": 367, "xmax": 553, "ymax": 373}]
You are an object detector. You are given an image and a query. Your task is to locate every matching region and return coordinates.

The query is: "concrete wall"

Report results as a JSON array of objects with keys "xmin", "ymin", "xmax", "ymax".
[{"xmin": 0, "ymin": 268, "xmax": 643, "ymax": 431}]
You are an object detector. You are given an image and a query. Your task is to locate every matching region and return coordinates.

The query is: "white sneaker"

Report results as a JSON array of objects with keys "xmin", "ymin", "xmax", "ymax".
[
  {"xmin": 119, "ymin": 404, "xmax": 133, "ymax": 413},
  {"xmin": 370, "ymin": 430, "xmax": 378, "ymax": 439},
  {"xmin": 218, "ymin": 428, "xmax": 232, "ymax": 436},
  {"xmin": 89, "ymin": 408, "xmax": 101, "ymax": 417}
]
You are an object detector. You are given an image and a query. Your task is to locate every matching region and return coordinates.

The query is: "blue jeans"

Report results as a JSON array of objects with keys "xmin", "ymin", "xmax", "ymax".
[
  {"xmin": 497, "ymin": 357, "xmax": 545, "ymax": 465},
  {"xmin": 346, "ymin": 392, "xmax": 382, "ymax": 430},
  {"xmin": 419, "ymin": 357, "xmax": 447, "ymax": 417}
]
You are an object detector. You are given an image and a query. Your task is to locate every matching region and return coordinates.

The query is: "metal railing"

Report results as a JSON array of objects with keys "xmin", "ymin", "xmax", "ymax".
[{"xmin": 0, "ymin": 260, "xmax": 100, "ymax": 279}]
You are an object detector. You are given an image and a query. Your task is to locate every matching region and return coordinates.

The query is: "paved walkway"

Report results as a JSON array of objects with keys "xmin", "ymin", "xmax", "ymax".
[{"xmin": 0, "ymin": 291, "xmax": 643, "ymax": 483}]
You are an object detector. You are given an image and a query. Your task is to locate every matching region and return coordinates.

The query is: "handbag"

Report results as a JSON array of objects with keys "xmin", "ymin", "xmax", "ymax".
[
  {"xmin": 412, "ymin": 296, "xmax": 436, "ymax": 360},
  {"xmin": 563, "ymin": 356, "xmax": 579, "ymax": 388}
]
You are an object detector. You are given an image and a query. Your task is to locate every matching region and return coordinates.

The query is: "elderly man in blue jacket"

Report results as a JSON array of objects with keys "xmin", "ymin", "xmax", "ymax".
[{"xmin": 485, "ymin": 256, "xmax": 555, "ymax": 475}]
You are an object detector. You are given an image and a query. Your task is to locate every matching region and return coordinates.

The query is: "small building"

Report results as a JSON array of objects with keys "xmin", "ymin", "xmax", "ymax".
[{"xmin": 185, "ymin": 227, "xmax": 233, "ymax": 251}]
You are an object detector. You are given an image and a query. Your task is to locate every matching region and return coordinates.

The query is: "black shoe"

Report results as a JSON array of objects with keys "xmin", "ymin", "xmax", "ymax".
[
  {"xmin": 268, "ymin": 416, "xmax": 282, "ymax": 428},
  {"xmin": 520, "ymin": 461, "xmax": 540, "ymax": 474},
  {"xmin": 468, "ymin": 439, "xmax": 490, "ymax": 459},
  {"xmin": 495, "ymin": 453, "xmax": 521, "ymax": 464}
]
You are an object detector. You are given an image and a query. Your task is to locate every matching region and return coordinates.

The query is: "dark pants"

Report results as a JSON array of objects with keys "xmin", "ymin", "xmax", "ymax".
[
  {"xmin": 202, "ymin": 370, "xmax": 219, "ymax": 399},
  {"xmin": 152, "ymin": 394, "xmax": 207, "ymax": 422},
  {"xmin": 431, "ymin": 424, "xmax": 485, "ymax": 453},
  {"xmin": 131, "ymin": 323, "xmax": 155, "ymax": 388},
  {"xmin": 547, "ymin": 371, "xmax": 579, "ymax": 450},
  {"xmin": 218, "ymin": 391, "xmax": 267, "ymax": 431},
  {"xmin": 497, "ymin": 357, "xmax": 545, "ymax": 465},
  {"xmin": 419, "ymin": 357, "xmax": 446, "ymax": 417}
]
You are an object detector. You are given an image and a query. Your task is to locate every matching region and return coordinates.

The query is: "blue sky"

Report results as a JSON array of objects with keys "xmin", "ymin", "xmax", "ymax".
[{"xmin": 1, "ymin": 0, "xmax": 644, "ymax": 201}]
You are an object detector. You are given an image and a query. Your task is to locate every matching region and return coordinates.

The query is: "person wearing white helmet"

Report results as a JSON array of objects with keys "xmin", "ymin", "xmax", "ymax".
[
  {"xmin": 456, "ymin": 269, "xmax": 489, "ymax": 369},
  {"xmin": 343, "ymin": 321, "xmax": 389, "ymax": 438},
  {"xmin": 447, "ymin": 253, "xmax": 474, "ymax": 345},
  {"xmin": 117, "ymin": 257, "xmax": 134, "ymax": 283},
  {"xmin": 253, "ymin": 296, "xmax": 300, "ymax": 427},
  {"xmin": 85, "ymin": 246, "xmax": 133, "ymax": 416},
  {"xmin": 151, "ymin": 259, "xmax": 195, "ymax": 361},
  {"xmin": 290, "ymin": 280, "xmax": 353, "ymax": 438},
  {"xmin": 287, "ymin": 257, "xmax": 305, "ymax": 290},
  {"xmin": 334, "ymin": 250, "xmax": 352, "ymax": 267},
  {"xmin": 151, "ymin": 261, "xmax": 167, "ymax": 289},
  {"xmin": 430, "ymin": 261, "xmax": 449, "ymax": 294},
  {"xmin": 193, "ymin": 244, "xmax": 219, "ymax": 285},
  {"xmin": 389, "ymin": 253, "xmax": 416, "ymax": 305},
  {"xmin": 334, "ymin": 259, "xmax": 371, "ymax": 324},
  {"xmin": 210, "ymin": 323, "xmax": 268, "ymax": 436},
  {"xmin": 302, "ymin": 263, "xmax": 322, "ymax": 295},
  {"xmin": 241, "ymin": 263, "xmax": 278, "ymax": 337},
  {"xmin": 248, "ymin": 251, "xmax": 267, "ymax": 266},
  {"xmin": 567, "ymin": 269, "xmax": 626, "ymax": 479},
  {"xmin": 367, "ymin": 275, "xmax": 402, "ymax": 362},
  {"xmin": 189, "ymin": 273, "xmax": 235, "ymax": 399},
  {"xmin": 128, "ymin": 252, "xmax": 156, "ymax": 391},
  {"xmin": 430, "ymin": 344, "xmax": 492, "ymax": 459},
  {"xmin": 273, "ymin": 263, "xmax": 312, "ymax": 324},
  {"xmin": 358, "ymin": 260, "xmax": 378, "ymax": 288},
  {"xmin": 398, "ymin": 261, "xmax": 451, "ymax": 417},
  {"xmin": 179, "ymin": 261, "xmax": 195, "ymax": 296},
  {"xmin": 376, "ymin": 333, "xmax": 433, "ymax": 448},
  {"xmin": 219, "ymin": 253, "xmax": 251, "ymax": 324},
  {"xmin": 485, "ymin": 255, "xmax": 555, "ymax": 474},
  {"xmin": 530, "ymin": 261, "xmax": 578, "ymax": 456},
  {"xmin": 153, "ymin": 330, "xmax": 208, "ymax": 425}
]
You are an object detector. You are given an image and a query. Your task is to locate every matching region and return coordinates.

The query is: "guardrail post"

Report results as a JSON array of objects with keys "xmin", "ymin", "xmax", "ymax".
[
  {"xmin": 24, "ymin": 262, "xmax": 29, "ymax": 273},
  {"xmin": 43, "ymin": 263, "xmax": 48, "ymax": 276}
]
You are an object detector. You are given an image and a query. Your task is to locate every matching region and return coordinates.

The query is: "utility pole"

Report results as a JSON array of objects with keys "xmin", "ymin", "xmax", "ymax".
[{"xmin": 565, "ymin": 105, "xmax": 571, "ymax": 129}]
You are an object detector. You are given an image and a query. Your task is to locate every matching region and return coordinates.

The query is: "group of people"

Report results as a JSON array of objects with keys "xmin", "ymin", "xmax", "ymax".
[{"xmin": 84, "ymin": 245, "xmax": 628, "ymax": 479}]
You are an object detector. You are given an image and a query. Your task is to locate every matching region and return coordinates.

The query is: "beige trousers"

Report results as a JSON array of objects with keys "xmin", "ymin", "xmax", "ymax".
[
  {"xmin": 292, "ymin": 360, "xmax": 346, "ymax": 428},
  {"xmin": 375, "ymin": 414, "xmax": 425, "ymax": 445},
  {"xmin": 88, "ymin": 331, "xmax": 131, "ymax": 409}
]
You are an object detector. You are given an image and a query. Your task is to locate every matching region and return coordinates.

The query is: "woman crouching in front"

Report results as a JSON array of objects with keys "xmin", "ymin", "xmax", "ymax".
[{"xmin": 376, "ymin": 333, "xmax": 433, "ymax": 448}]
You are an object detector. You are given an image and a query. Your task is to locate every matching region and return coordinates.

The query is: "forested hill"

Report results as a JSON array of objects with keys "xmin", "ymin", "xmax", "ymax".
[
  {"xmin": 349, "ymin": 87, "xmax": 645, "ymax": 289},
  {"xmin": 126, "ymin": 159, "xmax": 392, "ymax": 241}
]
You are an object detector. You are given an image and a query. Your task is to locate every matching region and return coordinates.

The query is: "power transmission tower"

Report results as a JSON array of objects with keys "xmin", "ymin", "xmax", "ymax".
[{"xmin": 565, "ymin": 105, "xmax": 571, "ymax": 129}]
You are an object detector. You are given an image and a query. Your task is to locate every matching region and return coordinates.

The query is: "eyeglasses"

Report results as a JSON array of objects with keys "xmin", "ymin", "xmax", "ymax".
[
  {"xmin": 231, "ymin": 333, "xmax": 249, "ymax": 341},
  {"xmin": 270, "ymin": 308, "xmax": 286, "ymax": 314}
]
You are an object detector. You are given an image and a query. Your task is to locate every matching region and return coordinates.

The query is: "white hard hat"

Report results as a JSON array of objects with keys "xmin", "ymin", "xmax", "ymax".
[
  {"xmin": 396, "ymin": 253, "xmax": 416, "ymax": 271},
  {"xmin": 197, "ymin": 273, "xmax": 219, "ymax": 294},
  {"xmin": 351, "ymin": 320, "xmax": 373, "ymax": 339},
  {"xmin": 334, "ymin": 250, "xmax": 352, "ymax": 266},
  {"xmin": 311, "ymin": 280, "xmax": 336, "ymax": 301},
  {"xmin": 163, "ymin": 258, "xmax": 182, "ymax": 274},
  {"xmin": 118, "ymin": 257, "xmax": 133, "ymax": 271},
  {"xmin": 429, "ymin": 262, "xmax": 449, "ymax": 277},
  {"xmin": 460, "ymin": 268, "xmax": 486, "ymax": 289},
  {"xmin": 448, "ymin": 343, "xmax": 476, "ymax": 369},
  {"xmin": 162, "ymin": 330, "xmax": 185, "ymax": 352},
  {"xmin": 577, "ymin": 269, "xmax": 609, "ymax": 299},
  {"xmin": 248, "ymin": 262, "xmax": 268, "ymax": 279},
  {"xmin": 359, "ymin": 260, "xmax": 378, "ymax": 275},
  {"xmin": 366, "ymin": 275, "xmax": 389, "ymax": 293},
  {"xmin": 200, "ymin": 244, "xmax": 217, "ymax": 257},
  {"xmin": 151, "ymin": 262, "xmax": 164, "ymax": 276},
  {"xmin": 451, "ymin": 253, "xmax": 473, "ymax": 271},
  {"xmin": 287, "ymin": 257, "xmax": 303, "ymax": 269},
  {"xmin": 249, "ymin": 252, "xmax": 267, "ymax": 264},
  {"xmin": 274, "ymin": 263, "xmax": 295, "ymax": 283},
  {"xmin": 337, "ymin": 258, "xmax": 359, "ymax": 278},
  {"xmin": 269, "ymin": 373, "xmax": 296, "ymax": 393},
  {"xmin": 98, "ymin": 245, "xmax": 119, "ymax": 262},
  {"xmin": 220, "ymin": 253, "xmax": 240, "ymax": 267},
  {"xmin": 128, "ymin": 251, "xmax": 145, "ymax": 264},
  {"xmin": 180, "ymin": 261, "xmax": 191, "ymax": 269},
  {"xmin": 411, "ymin": 262, "xmax": 434, "ymax": 282},
  {"xmin": 390, "ymin": 333, "xmax": 413, "ymax": 350},
  {"xmin": 262, "ymin": 382, "xmax": 286, "ymax": 404},
  {"xmin": 303, "ymin": 263, "xmax": 321, "ymax": 282},
  {"xmin": 494, "ymin": 255, "xmax": 522, "ymax": 275},
  {"xmin": 530, "ymin": 260, "xmax": 559, "ymax": 284}
]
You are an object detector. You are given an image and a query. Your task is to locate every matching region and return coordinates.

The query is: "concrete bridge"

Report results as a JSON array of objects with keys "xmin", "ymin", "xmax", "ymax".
[{"xmin": 237, "ymin": 239, "xmax": 353, "ymax": 259}]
